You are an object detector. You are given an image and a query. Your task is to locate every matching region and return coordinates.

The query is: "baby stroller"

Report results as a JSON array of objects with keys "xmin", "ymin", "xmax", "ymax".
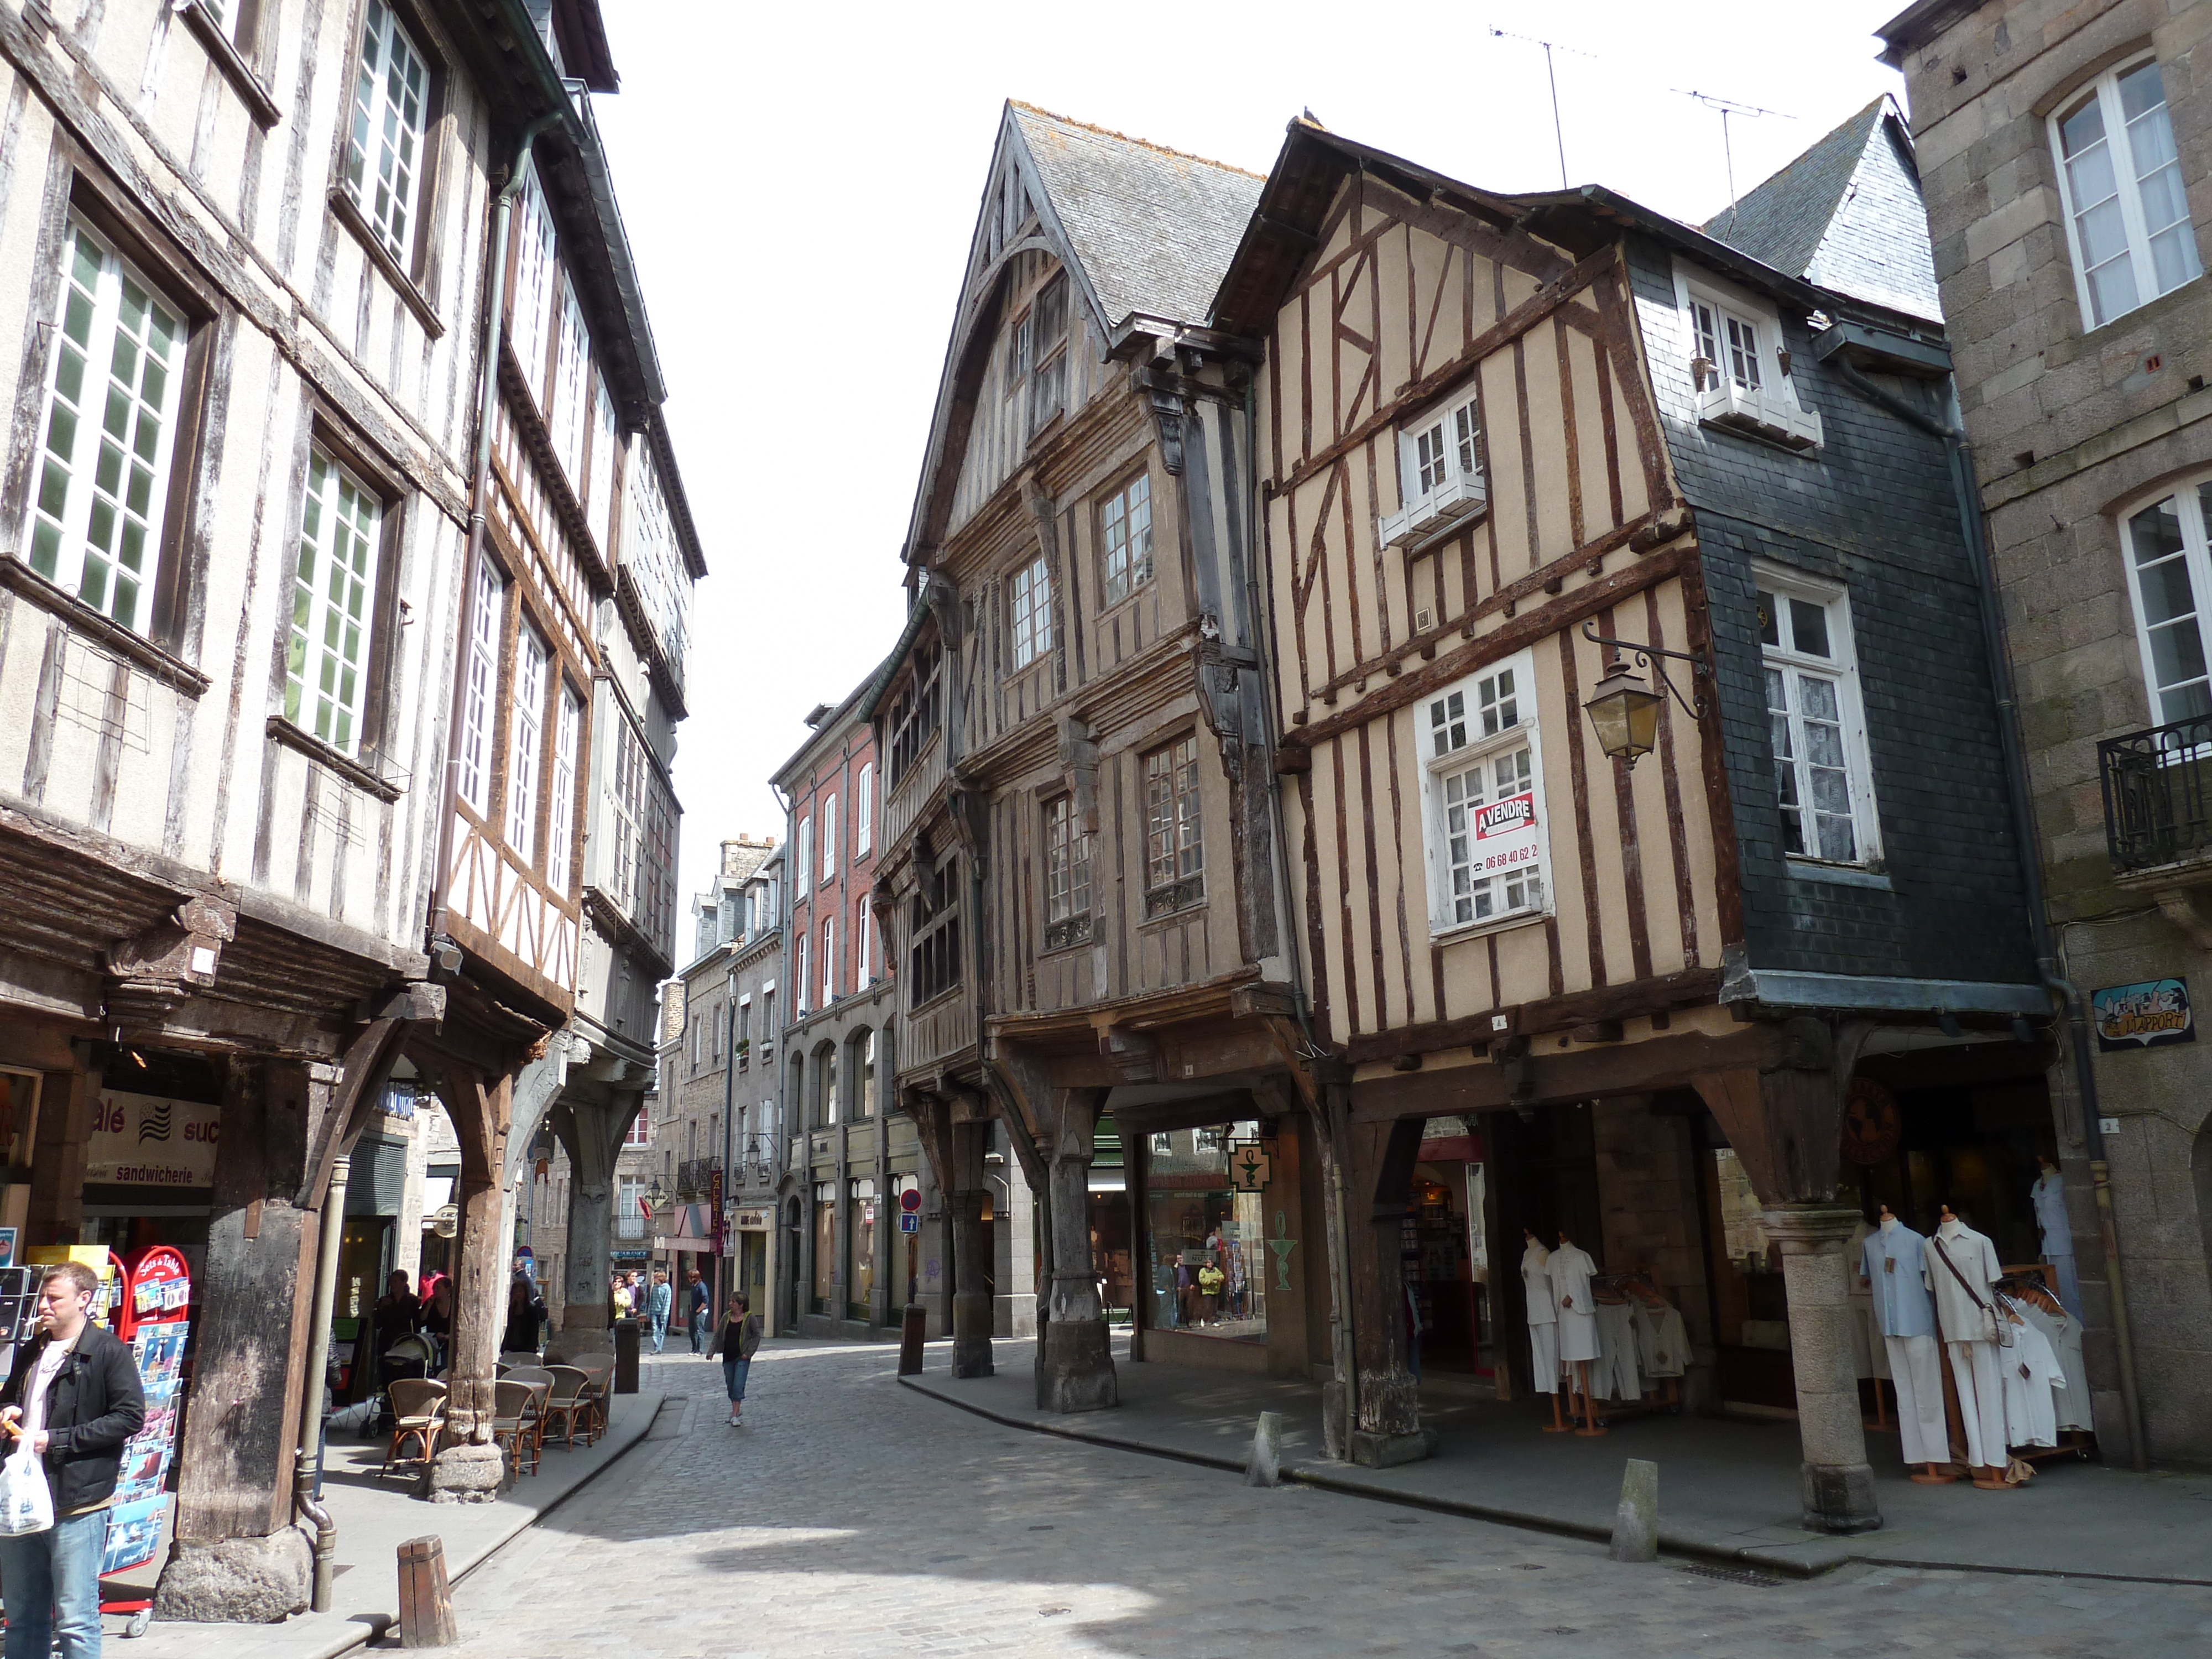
[{"xmin": 367, "ymin": 1332, "xmax": 442, "ymax": 1436}]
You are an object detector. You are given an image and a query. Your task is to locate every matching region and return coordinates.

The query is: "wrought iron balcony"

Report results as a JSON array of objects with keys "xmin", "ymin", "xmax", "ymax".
[
  {"xmin": 674, "ymin": 1157, "xmax": 722, "ymax": 1199},
  {"xmin": 2100, "ymin": 716, "xmax": 2212, "ymax": 875}
]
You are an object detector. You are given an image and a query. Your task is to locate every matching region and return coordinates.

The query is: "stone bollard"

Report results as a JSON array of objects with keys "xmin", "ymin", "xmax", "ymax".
[
  {"xmin": 1608, "ymin": 1458, "xmax": 1659, "ymax": 1563},
  {"xmin": 1246, "ymin": 1411, "xmax": 1284, "ymax": 1487}
]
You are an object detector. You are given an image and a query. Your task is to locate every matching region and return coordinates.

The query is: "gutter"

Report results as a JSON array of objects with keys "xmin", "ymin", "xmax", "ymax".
[
  {"xmin": 294, "ymin": 1154, "xmax": 351, "ymax": 1611},
  {"xmin": 1817, "ymin": 327, "xmax": 2147, "ymax": 1470}
]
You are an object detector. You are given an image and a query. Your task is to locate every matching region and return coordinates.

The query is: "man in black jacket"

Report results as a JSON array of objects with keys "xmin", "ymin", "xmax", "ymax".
[{"xmin": 0, "ymin": 1261, "xmax": 145, "ymax": 1659}]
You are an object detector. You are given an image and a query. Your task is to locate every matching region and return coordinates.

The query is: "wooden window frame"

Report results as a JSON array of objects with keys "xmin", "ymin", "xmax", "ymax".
[
  {"xmin": 886, "ymin": 640, "xmax": 942, "ymax": 786},
  {"xmin": 1043, "ymin": 792, "xmax": 1093, "ymax": 951},
  {"xmin": 330, "ymin": 0, "xmax": 448, "ymax": 330},
  {"xmin": 455, "ymin": 550, "xmax": 508, "ymax": 817},
  {"xmin": 1099, "ymin": 470, "xmax": 1154, "ymax": 610},
  {"xmin": 1029, "ymin": 272, "xmax": 1068, "ymax": 433},
  {"xmin": 1397, "ymin": 385, "xmax": 1483, "ymax": 502},
  {"xmin": 907, "ymin": 848, "xmax": 963, "ymax": 1009},
  {"xmin": 821, "ymin": 792, "xmax": 838, "ymax": 882},
  {"xmin": 854, "ymin": 760, "xmax": 874, "ymax": 855},
  {"xmin": 1419, "ymin": 651, "xmax": 1553, "ymax": 940},
  {"xmin": 546, "ymin": 677, "xmax": 583, "ymax": 897},
  {"xmin": 2049, "ymin": 55, "xmax": 2203, "ymax": 332},
  {"xmin": 1009, "ymin": 552, "xmax": 1052, "ymax": 669},
  {"xmin": 1756, "ymin": 564, "xmax": 1881, "ymax": 869},
  {"xmin": 278, "ymin": 427, "xmax": 406, "ymax": 773},
  {"xmin": 178, "ymin": 0, "xmax": 282, "ymax": 128},
  {"xmin": 1140, "ymin": 733, "xmax": 1204, "ymax": 920},
  {"xmin": 796, "ymin": 814, "xmax": 813, "ymax": 899}
]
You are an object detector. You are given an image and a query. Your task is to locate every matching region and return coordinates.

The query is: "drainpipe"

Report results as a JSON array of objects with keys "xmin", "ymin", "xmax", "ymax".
[
  {"xmin": 429, "ymin": 111, "xmax": 563, "ymax": 943},
  {"xmin": 293, "ymin": 1153, "xmax": 351, "ymax": 1613},
  {"xmin": 1827, "ymin": 349, "xmax": 2146, "ymax": 1470},
  {"xmin": 1241, "ymin": 368, "xmax": 1358, "ymax": 1459}
]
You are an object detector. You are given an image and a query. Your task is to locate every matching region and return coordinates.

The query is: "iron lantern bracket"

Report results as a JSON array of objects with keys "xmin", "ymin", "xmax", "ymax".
[{"xmin": 1580, "ymin": 621, "xmax": 1710, "ymax": 719}]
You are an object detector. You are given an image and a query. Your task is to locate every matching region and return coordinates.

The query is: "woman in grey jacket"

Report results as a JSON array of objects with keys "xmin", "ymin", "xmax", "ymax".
[{"xmin": 711, "ymin": 1296, "xmax": 763, "ymax": 1426}]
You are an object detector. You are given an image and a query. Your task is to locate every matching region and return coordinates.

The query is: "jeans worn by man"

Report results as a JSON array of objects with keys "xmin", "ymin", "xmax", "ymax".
[{"xmin": 0, "ymin": 1264, "xmax": 147, "ymax": 1659}]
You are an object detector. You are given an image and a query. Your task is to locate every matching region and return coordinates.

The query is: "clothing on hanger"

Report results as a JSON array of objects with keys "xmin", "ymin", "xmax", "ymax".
[
  {"xmin": 1629, "ymin": 1296, "xmax": 1689, "ymax": 1379},
  {"xmin": 1861, "ymin": 1220, "xmax": 1937, "ymax": 1340},
  {"xmin": 1548, "ymin": 1242, "xmax": 1599, "ymax": 1365},
  {"xmin": 1522, "ymin": 1240, "xmax": 1559, "ymax": 1395},
  {"xmin": 1998, "ymin": 1298, "xmax": 2067, "ymax": 1449},
  {"xmin": 1590, "ymin": 1301, "xmax": 1643, "ymax": 1401},
  {"xmin": 2017, "ymin": 1296, "xmax": 2091, "ymax": 1433}
]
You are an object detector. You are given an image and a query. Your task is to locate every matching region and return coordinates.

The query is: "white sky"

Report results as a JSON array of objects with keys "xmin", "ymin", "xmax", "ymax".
[{"xmin": 591, "ymin": 0, "xmax": 1912, "ymax": 914}]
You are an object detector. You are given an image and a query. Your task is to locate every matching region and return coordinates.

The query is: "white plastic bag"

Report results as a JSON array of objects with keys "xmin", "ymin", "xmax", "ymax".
[{"xmin": 0, "ymin": 1436, "xmax": 53, "ymax": 1536}]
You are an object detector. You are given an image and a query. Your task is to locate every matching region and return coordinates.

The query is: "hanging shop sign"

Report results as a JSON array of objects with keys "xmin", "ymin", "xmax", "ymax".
[
  {"xmin": 1228, "ymin": 1141, "xmax": 1271, "ymax": 1192},
  {"xmin": 2091, "ymin": 978, "xmax": 2193, "ymax": 1051},
  {"xmin": 86, "ymin": 1092, "xmax": 220, "ymax": 1187}
]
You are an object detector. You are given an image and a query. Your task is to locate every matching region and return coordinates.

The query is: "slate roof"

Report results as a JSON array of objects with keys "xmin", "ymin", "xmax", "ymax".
[
  {"xmin": 1699, "ymin": 97, "xmax": 1942, "ymax": 322},
  {"xmin": 1009, "ymin": 103, "xmax": 1264, "ymax": 329}
]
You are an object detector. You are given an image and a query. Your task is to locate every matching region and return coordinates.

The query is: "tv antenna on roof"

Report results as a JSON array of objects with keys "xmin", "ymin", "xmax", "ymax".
[
  {"xmin": 1489, "ymin": 28, "xmax": 1597, "ymax": 190},
  {"xmin": 1676, "ymin": 90, "xmax": 1798, "ymax": 229}
]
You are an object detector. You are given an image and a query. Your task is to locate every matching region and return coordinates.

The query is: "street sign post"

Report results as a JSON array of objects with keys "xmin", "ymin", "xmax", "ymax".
[{"xmin": 899, "ymin": 1212, "xmax": 920, "ymax": 1234}]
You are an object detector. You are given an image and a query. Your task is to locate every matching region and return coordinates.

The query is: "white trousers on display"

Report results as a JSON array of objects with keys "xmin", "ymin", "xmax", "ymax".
[
  {"xmin": 1946, "ymin": 1338, "xmax": 2009, "ymax": 1469},
  {"xmin": 1885, "ymin": 1333, "xmax": 1947, "ymax": 1465},
  {"xmin": 1556, "ymin": 1306, "xmax": 1598, "ymax": 1364},
  {"xmin": 1529, "ymin": 1322, "xmax": 1559, "ymax": 1393}
]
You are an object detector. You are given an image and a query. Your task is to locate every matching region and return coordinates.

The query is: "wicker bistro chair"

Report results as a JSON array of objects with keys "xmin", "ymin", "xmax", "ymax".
[
  {"xmin": 569, "ymin": 1353, "xmax": 615, "ymax": 1442},
  {"xmin": 503, "ymin": 1365, "xmax": 554, "ymax": 1391},
  {"xmin": 539, "ymin": 1365, "xmax": 592, "ymax": 1449},
  {"xmin": 491, "ymin": 1378, "xmax": 542, "ymax": 1477},
  {"xmin": 381, "ymin": 1378, "xmax": 446, "ymax": 1477}
]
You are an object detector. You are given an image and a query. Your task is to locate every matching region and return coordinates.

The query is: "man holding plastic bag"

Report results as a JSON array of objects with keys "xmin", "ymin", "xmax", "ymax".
[{"xmin": 0, "ymin": 1262, "xmax": 145, "ymax": 1658}]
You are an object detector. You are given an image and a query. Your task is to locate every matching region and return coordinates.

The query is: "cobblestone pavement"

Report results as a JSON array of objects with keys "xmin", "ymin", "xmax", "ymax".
[{"xmin": 426, "ymin": 1340, "xmax": 2212, "ymax": 1658}]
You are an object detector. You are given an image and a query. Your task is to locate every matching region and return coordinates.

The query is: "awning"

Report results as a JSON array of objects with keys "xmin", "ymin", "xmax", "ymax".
[{"xmin": 651, "ymin": 1202, "xmax": 715, "ymax": 1246}]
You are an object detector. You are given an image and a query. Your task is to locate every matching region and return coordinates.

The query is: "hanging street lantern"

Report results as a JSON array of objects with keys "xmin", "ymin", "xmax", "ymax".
[{"xmin": 1583, "ymin": 663, "xmax": 1667, "ymax": 765}]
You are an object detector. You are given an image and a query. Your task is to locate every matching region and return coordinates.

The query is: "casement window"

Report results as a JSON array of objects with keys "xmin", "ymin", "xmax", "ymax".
[
  {"xmin": 1010, "ymin": 554, "xmax": 1053, "ymax": 667},
  {"xmin": 2119, "ymin": 479, "xmax": 2212, "ymax": 726},
  {"xmin": 25, "ymin": 218, "xmax": 188, "ymax": 636},
  {"xmin": 1029, "ymin": 273, "xmax": 1068, "ymax": 431},
  {"xmin": 546, "ymin": 685, "xmax": 581, "ymax": 895},
  {"xmin": 509, "ymin": 177, "xmax": 556, "ymax": 405},
  {"xmin": 1421, "ymin": 654, "xmax": 1551, "ymax": 934},
  {"xmin": 821, "ymin": 793, "xmax": 838, "ymax": 880},
  {"xmin": 343, "ymin": 0, "xmax": 431, "ymax": 265},
  {"xmin": 1380, "ymin": 386, "xmax": 1485, "ymax": 548},
  {"xmin": 456, "ymin": 558, "xmax": 507, "ymax": 815},
  {"xmin": 1100, "ymin": 474, "xmax": 1152, "ymax": 606},
  {"xmin": 1757, "ymin": 572, "xmax": 1879, "ymax": 865},
  {"xmin": 795, "ymin": 816, "xmax": 812, "ymax": 899},
  {"xmin": 887, "ymin": 643, "xmax": 941, "ymax": 785},
  {"xmin": 794, "ymin": 930, "xmax": 810, "ymax": 1015},
  {"xmin": 284, "ymin": 448, "xmax": 382, "ymax": 756},
  {"xmin": 1142, "ymin": 735, "xmax": 1204, "ymax": 917},
  {"xmin": 505, "ymin": 623, "xmax": 547, "ymax": 862},
  {"xmin": 908, "ymin": 850, "xmax": 962, "ymax": 1005},
  {"xmin": 854, "ymin": 899, "xmax": 872, "ymax": 984},
  {"xmin": 817, "ymin": 1046, "xmax": 839, "ymax": 1127},
  {"xmin": 856, "ymin": 1029, "xmax": 877, "ymax": 1118},
  {"xmin": 1674, "ymin": 266, "xmax": 1822, "ymax": 451},
  {"xmin": 2052, "ymin": 59, "xmax": 2200, "ymax": 330},
  {"xmin": 822, "ymin": 917, "xmax": 836, "ymax": 1007},
  {"xmin": 1044, "ymin": 794, "xmax": 1093, "ymax": 950},
  {"xmin": 587, "ymin": 380, "xmax": 619, "ymax": 555},
  {"xmin": 550, "ymin": 282, "xmax": 590, "ymax": 482},
  {"xmin": 854, "ymin": 762, "xmax": 874, "ymax": 855}
]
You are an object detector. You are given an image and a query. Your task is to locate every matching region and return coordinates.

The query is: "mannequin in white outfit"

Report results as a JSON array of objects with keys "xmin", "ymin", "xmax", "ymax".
[
  {"xmin": 1548, "ymin": 1232, "xmax": 1604, "ymax": 1437},
  {"xmin": 1860, "ymin": 1205, "xmax": 1950, "ymax": 1483},
  {"xmin": 1521, "ymin": 1232, "xmax": 1566, "ymax": 1433},
  {"xmin": 2030, "ymin": 1159, "xmax": 2083, "ymax": 1319},
  {"xmin": 1928, "ymin": 1205, "xmax": 2013, "ymax": 1490}
]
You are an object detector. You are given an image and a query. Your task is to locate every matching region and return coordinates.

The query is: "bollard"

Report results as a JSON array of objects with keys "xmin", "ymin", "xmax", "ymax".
[
  {"xmin": 397, "ymin": 1535, "xmax": 457, "ymax": 1648},
  {"xmin": 899, "ymin": 1305, "xmax": 927, "ymax": 1376},
  {"xmin": 613, "ymin": 1317, "xmax": 640, "ymax": 1394},
  {"xmin": 1608, "ymin": 1458, "xmax": 1660, "ymax": 1563},
  {"xmin": 1246, "ymin": 1411, "xmax": 1284, "ymax": 1487}
]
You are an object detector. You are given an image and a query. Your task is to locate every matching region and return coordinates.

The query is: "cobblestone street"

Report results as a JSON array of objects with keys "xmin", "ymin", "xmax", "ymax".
[{"xmin": 424, "ymin": 1342, "xmax": 2212, "ymax": 1658}]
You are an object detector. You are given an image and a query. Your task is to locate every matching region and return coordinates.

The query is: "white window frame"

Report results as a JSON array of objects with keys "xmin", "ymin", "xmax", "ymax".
[
  {"xmin": 2117, "ymin": 476, "xmax": 2212, "ymax": 728},
  {"xmin": 2049, "ymin": 55, "xmax": 2203, "ymax": 332},
  {"xmin": 344, "ymin": 0, "xmax": 431, "ymax": 266},
  {"xmin": 1418, "ymin": 651, "xmax": 1553, "ymax": 940},
  {"xmin": 1671, "ymin": 263, "xmax": 1823, "ymax": 451},
  {"xmin": 795, "ymin": 815, "xmax": 812, "ymax": 899},
  {"xmin": 1010, "ymin": 554, "xmax": 1052, "ymax": 667},
  {"xmin": 854, "ymin": 761, "xmax": 874, "ymax": 856},
  {"xmin": 1100, "ymin": 473, "xmax": 1152, "ymax": 607},
  {"xmin": 822, "ymin": 917, "xmax": 836, "ymax": 1006},
  {"xmin": 24, "ymin": 217, "xmax": 188, "ymax": 637},
  {"xmin": 456, "ymin": 558, "xmax": 505, "ymax": 816},
  {"xmin": 546, "ymin": 684, "xmax": 581, "ymax": 895},
  {"xmin": 855, "ymin": 899, "xmax": 872, "ymax": 984},
  {"xmin": 794, "ymin": 931, "xmax": 810, "ymax": 1015},
  {"xmin": 821, "ymin": 793, "xmax": 838, "ymax": 880},
  {"xmin": 1381, "ymin": 383, "xmax": 1486, "ymax": 548},
  {"xmin": 505, "ymin": 622, "xmax": 547, "ymax": 863},
  {"xmin": 1755, "ymin": 565, "xmax": 1881, "ymax": 868},
  {"xmin": 550, "ymin": 280, "xmax": 591, "ymax": 483},
  {"xmin": 285, "ymin": 447, "xmax": 383, "ymax": 757}
]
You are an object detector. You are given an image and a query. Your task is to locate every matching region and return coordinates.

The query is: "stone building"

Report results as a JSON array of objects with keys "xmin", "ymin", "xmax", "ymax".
[
  {"xmin": 1876, "ymin": 0, "xmax": 2212, "ymax": 1463},
  {"xmin": 721, "ymin": 843, "xmax": 790, "ymax": 1328}
]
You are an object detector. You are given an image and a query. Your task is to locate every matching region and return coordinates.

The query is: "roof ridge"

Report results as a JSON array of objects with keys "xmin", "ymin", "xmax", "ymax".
[
  {"xmin": 1007, "ymin": 100, "xmax": 1265, "ymax": 181},
  {"xmin": 1699, "ymin": 96, "xmax": 1890, "ymax": 238}
]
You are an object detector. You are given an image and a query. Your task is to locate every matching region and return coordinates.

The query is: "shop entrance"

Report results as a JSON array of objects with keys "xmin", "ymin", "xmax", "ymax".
[{"xmin": 1406, "ymin": 1117, "xmax": 1495, "ymax": 1377}]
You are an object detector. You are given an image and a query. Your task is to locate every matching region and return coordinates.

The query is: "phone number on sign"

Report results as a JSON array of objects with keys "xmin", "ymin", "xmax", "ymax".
[{"xmin": 1479, "ymin": 843, "xmax": 1538, "ymax": 873}]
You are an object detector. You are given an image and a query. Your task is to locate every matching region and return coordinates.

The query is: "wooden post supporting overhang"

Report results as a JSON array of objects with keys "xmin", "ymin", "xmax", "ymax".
[{"xmin": 435, "ymin": 1062, "xmax": 514, "ymax": 1446}]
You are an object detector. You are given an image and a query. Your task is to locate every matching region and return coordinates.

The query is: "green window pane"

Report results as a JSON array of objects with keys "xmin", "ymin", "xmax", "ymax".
[
  {"xmin": 54, "ymin": 345, "xmax": 84, "ymax": 405},
  {"xmin": 94, "ymin": 441, "xmax": 122, "ymax": 497},
  {"xmin": 29, "ymin": 520, "xmax": 60, "ymax": 578},
  {"xmin": 86, "ymin": 499, "xmax": 116, "ymax": 553}
]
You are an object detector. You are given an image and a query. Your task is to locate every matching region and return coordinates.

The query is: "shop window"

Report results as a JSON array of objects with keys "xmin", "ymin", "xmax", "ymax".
[
  {"xmin": 848, "ymin": 1177, "xmax": 877, "ymax": 1322},
  {"xmin": 812, "ymin": 1181, "xmax": 836, "ymax": 1316},
  {"xmin": 1420, "ymin": 652, "xmax": 1550, "ymax": 936},
  {"xmin": 1144, "ymin": 1121, "xmax": 1269, "ymax": 1343}
]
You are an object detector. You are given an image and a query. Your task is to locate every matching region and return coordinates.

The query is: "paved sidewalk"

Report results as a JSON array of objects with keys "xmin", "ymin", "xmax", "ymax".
[
  {"xmin": 902, "ymin": 1334, "xmax": 2212, "ymax": 1584},
  {"xmin": 106, "ymin": 1377, "xmax": 668, "ymax": 1658}
]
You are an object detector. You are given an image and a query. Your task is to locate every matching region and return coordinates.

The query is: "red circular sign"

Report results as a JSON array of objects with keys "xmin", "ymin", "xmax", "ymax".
[{"xmin": 899, "ymin": 1188, "xmax": 922, "ymax": 1213}]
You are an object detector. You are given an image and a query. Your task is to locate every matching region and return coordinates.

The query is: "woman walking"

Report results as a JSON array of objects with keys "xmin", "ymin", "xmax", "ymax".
[{"xmin": 712, "ymin": 1295, "xmax": 763, "ymax": 1425}]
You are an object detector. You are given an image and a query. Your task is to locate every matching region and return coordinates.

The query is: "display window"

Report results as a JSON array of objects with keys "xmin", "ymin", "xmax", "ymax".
[
  {"xmin": 1406, "ymin": 1116, "xmax": 1494, "ymax": 1376},
  {"xmin": 847, "ymin": 1178, "xmax": 876, "ymax": 1321},
  {"xmin": 1143, "ymin": 1121, "xmax": 1268, "ymax": 1342},
  {"xmin": 811, "ymin": 1182, "xmax": 836, "ymax": 1313}
]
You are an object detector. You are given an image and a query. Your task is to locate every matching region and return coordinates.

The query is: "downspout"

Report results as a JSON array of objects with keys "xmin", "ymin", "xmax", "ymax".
[
  {"xmin": 1828, "ymin": 348, "xmax": 2146, "ymax": 1470},
  {"xmin": 429, "ymin": 111, "xmax": 562, "ymax": 943},
  {"xmin": 1241, "ymin": 368, "xmax": 1357, "ymax": 1460},
  {"xmin": 293, "ymin": 1153, "xmax": 351, "ymax": 1613}
]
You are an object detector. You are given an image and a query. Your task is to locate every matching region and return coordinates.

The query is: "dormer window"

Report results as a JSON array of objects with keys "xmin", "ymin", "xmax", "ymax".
[
  {"xmin": 1379, "ymin": 385, "xmax": 1486, "ymax": 549},
  {"xmin": 1675, "ymin": 264, "xmax": 1823, "ymax": 452}
]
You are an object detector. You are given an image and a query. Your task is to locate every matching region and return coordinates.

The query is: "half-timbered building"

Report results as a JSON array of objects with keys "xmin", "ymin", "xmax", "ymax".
[
  {"xmin": 1211, "ymin": 110, "xmax": 2052, "ymax": 1528},
  {"xmin": 869, "ymin": 105, "xmax": 1347, "ymax": 1410}
]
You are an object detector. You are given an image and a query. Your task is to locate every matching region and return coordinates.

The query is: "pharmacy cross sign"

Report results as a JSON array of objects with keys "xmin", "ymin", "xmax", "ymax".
[{"xmin": 1229, "ymin": 1141, "xmax": 1270, "ymax": 1192}]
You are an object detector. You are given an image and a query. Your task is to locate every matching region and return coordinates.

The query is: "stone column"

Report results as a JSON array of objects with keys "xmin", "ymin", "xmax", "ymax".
[
  {"xmin": 1766, "ymin": 1203, "xmax": 1881, "ymax": 1534},
  {"xmin": 951, "ymin": 1186, "xmax": 995, "ymax": 1378},
  {"xmin": 1037, "ymin": 1089, "xmax": 1116, "ymax": 1412},
  {"xmin": 551, "ymin": 1094, "xmax": 635, "ymax": 1345}
]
